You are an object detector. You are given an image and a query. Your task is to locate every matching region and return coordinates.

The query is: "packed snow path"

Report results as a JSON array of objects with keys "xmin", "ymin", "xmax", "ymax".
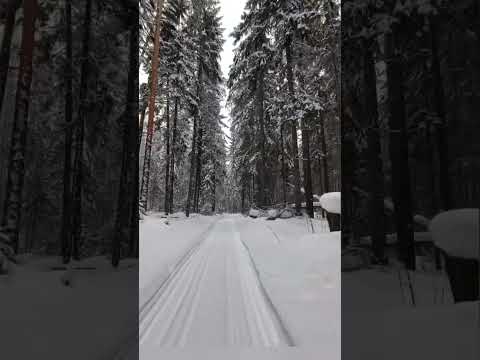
[{"xmin": 139, "ymin": 217, "xmax": 293, "ymax": 349}]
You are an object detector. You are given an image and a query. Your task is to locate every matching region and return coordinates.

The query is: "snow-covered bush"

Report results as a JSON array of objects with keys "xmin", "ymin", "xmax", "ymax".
[
  {"xmin": 200, "ymin": 203, "xmax": 213, "ymax": 215},
  {"xmin": 429, "ymin": 208, "xmax": 479, "ymax": 259},
  {"xmin": 249, "ymin": 208, "xmax": 260, "ymax": 218},
  {"xmin": 278, "ymin": 208, "xmax": 294, "ymax": 219},
  {"xmin": 266, "ymin": 209, "xmax": 278, "ymax": 220},
  {"xmin": 319, "ymin": 192, "xmax": 341, "ymax": 214}
]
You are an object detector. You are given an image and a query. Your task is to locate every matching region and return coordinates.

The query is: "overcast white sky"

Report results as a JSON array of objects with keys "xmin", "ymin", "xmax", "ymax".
[{"xmin": 219, "ymin": 0, "xmax": 246, "ymax": 144}]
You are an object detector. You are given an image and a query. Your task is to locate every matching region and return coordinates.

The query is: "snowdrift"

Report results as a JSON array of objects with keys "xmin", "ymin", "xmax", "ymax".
[
  {"xmin": 319, "ymin": 192, "xmax": 341, "ymax": 214},
  {"xmin": 429, "ymin": 208, "xmax": 479, "ymax": 259}
]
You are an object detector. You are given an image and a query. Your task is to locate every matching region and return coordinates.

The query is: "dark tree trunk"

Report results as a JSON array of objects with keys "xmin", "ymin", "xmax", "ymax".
[
  {"xmin": 112, "ymin": 9, "xmax": 138, "ymax": 267},
  {"xmin": 1, "ymin": 0, "xmax": 37, "ymax": 254},
  {"xmin": 364, "ymin": 42, "xmax": 386, "ymax": 261},
  {"xmin": 186, "ymin": 60, "xmax": 202, "ymax": 217},
  {"xmin": 251, "ymin": 173, "xmax": 255, "ymax": 206},
  {"xmin": 241, "ymin": 181, "xmax": 245, "ymax": 213},
  {"xmin": 211, "ymin": 169, "xmax": 216, "ymax": 213},
  {"xmin": 131, "ymin": 96, "xmax": 140, "ymax": 258},
  {"xmin": 164, "ymin": 92, "xmax": 170, "ymax": 214},
  {"xmin": 140, "ymin": 0, "xmax": 163, "ymax": 212},
  {"xmin": 319, "ymin": 112, "xmax": 330, "ymax": 194},
  {"xmin": 285, "ymin": 34, "xmax": 302, "ymax": 215},
  {"xmin": 316, "ymin": 125, "xmax": 325, "ymax": 195},
  {"xmin": 341, "ymin": 98, "xmax": 355, "ymax": 248},
  {"xmin": 185, "ymin": 112, "xmax": 197, "ymax": 217},
  {"xmin": 0, "ymin": 0, "xmax": 20, "ymax": 116},
  {"xmin": 138, "ymin": 103, "xmax": 147, "ymax": 144},
  {"xmin": 256, "ymin": 71, "xmax": 267, "ymax": 207},
  {"xmin": 385, "ymin": 30, "xmax": 415, "ymax": 270},
  {"xmin": 301, "ymin": 114, "xmax": 314, "ymax": 218},
  {"xmin": 194, "ymin": 125, "xmax": 203, "ymax": 212},
  {"xmin": 61, "ymin": 0, "xmax": 74, "ymax": 263},
  {"xmin": 168, "ymin": 96, "xmax": 178, "ymax": 214},
  {"xmin": 71, "ymin": 0, "xmax": 92, "ymax": 261},
  {"xmin": 425, "ymin": 123, "xmax": 437, "ymax": 216},
  {"xmin": 429, "ymin": 19, "xmax": 452, "ymax": 210},
  {"xmin": 280, "ymin": 122, "xmax": 287, "ymax": 206}
]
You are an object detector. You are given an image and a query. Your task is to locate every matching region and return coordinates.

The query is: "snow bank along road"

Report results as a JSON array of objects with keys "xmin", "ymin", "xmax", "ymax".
[{"xmin": 139, "ymin": 217, "xmax": 293, "ymax": 351}]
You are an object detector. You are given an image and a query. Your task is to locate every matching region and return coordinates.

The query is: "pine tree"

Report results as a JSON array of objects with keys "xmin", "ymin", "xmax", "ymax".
[
  {"xmin": 185, "ymin": 0, "xmax": 223, "ymax": 217},
  {"xmin": 1, "ymin": 0, "xmax": 38, "ymax": 253},
  {"xmin": 0, "ymin": 0, "xmax": 21, "ymax": 117},
  {"xmin": 61, "ymin": 0, "xmax": 74, "ymax": 263}
]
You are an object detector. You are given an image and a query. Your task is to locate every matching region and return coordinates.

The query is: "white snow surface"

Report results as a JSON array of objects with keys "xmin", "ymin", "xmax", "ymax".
[
  {"xmin": 319, "ymin": 192, "xmax": 341, "ymax": 214},
  {"xmin": 0, "ymin": 256, "xmax": 138, "ymax": 360},
  {"xmin": 139, "ymin": 213, "xmax": 340, "ymax": 359},
  {"xmin": 140, "ymin": 213, "xmax": 216, "ymax": 308},
  {"xmin": 343, "ymin": 300, "xmax": 479, "ymax": 360},
  {"xmin": 429, "ymin": 208, "xmax": 479, "ymax": 258}
]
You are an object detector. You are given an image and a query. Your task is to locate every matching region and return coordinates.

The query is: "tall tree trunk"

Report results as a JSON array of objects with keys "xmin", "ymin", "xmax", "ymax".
[
  {"xmin": 385, "ymin": 30, "xmax": 415, "ymax": 270},
  {"xmin": 186, "ymin": 61, "xmax": 202, "ymax": 217},
  {"xmin": 168, "ymin": 96, "xmax": 178, "ymax": 213},
  {"xmin": 241, "ymin": 180, "xmax": 245, "ymax": 213},
  {"xmin": 285, "ymin": 34, "xmax": 302, "ymax": 215},
  {"xmin": 138, "ymin": 103, "xmax": 147, "ymax": 144},
  {"xmin": 112, "ymin": 7, "xmax": 138, "ymax": 267},
  {"xmin": 71, "ymin": 0, "xmax": 92, "ymax": 261},
  {"xmin": 256, "ymin": 71, "xmax": 267, "ymax": 207},
  {"xmin": 301, "ymin": 114, "xmax": 314, "ymax": 218},
  {"xmin": 211, "ymin": 168, "xmax": 216, "ymax": 213},
  {"xmin": 0, "ymin": 0, "xmax": 20, "ymax": 116},
  {"xmin": 364, "ymin": 42, "xmax": 386, "ymax": 261},
  {"xmin": 61, "ymin": 0, "xmax": 73, "ymax": 263},
  {"xmin": 164, "ymin": 92, "xmax": 170, "ymax": 214},
  {"xmin": 341, "ymin": 97, "xmax": 355, "ymax": 248},
  {"xmin": 251, "ymin": 173, "xmax": 255, "ymax": 206},
  {"xmin": 194, "ymin": 125, "xmax": 203, "ymax": 212},
  {"xmin": 185, "ymin": 112, "xmax": 197, "ymax": 217},
  {"xmin": 280, "ymin": 122, "xmax": 287, "ymax": 206},
  {"xmin": 140, "ymin": 0, "xmax": 164, "ymax": 211},
  {"xmin": 429, "ymin": 18, "xmax": 451, "ymax": 210},
  {"xmin": 1, "ymin": 0, "xmax": 37, "ymax": 254},
  {"xmin": 425, "ymin": 122, "xmax": 437, "ymax": 216},
  {"xmin": 319, "ymin": 112, "xmax": 330, "ymax": 194}
]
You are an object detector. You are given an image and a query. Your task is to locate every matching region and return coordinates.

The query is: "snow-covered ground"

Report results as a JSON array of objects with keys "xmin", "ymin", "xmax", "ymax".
[
  {"xmin": 139, "ymin": 213, "xmax": 340, "ymax": 359},
  {"xmin": 342, "ymin": 207, "xmax": 480, "ymax": 360},
  {"xmin": 0, "ymin": 256, "xmax": 138, "ymax": 360}
]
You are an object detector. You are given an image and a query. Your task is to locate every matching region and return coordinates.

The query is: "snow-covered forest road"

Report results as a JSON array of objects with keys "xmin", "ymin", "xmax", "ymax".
[
  {"xmin": 138, "ymin": 213, "xmax": 340, "ymax": 359},
  {"xmin": 140, "ymin": 217, "xmax": 293, "ymax": 348}
]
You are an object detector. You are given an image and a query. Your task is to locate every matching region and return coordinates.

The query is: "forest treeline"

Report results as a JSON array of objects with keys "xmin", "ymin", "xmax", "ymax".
[
  {"xmin": 0, "ymin": 0, "xmax": 138, "ymax": 266},
  {"xmin": 342, "ymin": 0, "xmax": 480, "ymax": 267},
  {"xmin": 228, "ymin": 0, "xmax": 340, "ymax": 216},
  {"xmin": 140, "ymin": 0, "xmax": 341, "ymax": 218},
  {"xmin": 139, "ymin": 0, "xmax": 227, "ymax": 216}
]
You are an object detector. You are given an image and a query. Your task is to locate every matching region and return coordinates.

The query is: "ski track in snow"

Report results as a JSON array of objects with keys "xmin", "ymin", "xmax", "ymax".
[{"xmin": 139, "ymin": 217, "xmax": 293, "ymax": 350}]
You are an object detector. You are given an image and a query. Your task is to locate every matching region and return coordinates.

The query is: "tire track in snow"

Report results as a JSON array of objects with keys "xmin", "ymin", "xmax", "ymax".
[
  {"xmin": 139, "ymin": 219, "xmax": 217, "ymax": 313},
  {"xmin": 114, "ymin": 219, "xmax": 218, "ymax": 360},
  {"xmin": 236, "ymin": 233, "xmax": 295, "ymax": 346},
  {"xmin": 139, "ymin": 216, "xmax": 293, "ymax": 350}
]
